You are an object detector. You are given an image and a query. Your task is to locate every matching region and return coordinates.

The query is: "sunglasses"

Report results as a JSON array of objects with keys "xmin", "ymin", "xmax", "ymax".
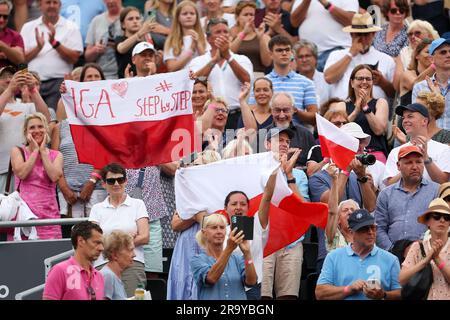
[
  {"xmin": 357, "ymin": 225, "xmax": 377, "ymax": 233},
  {"xmin": 87, "ymin": 286, "xmax": 96, "ymax": 300},
  {"xmin": 428, "ymin": 213, "xmax": 450, "ymax": 222},
  {"xmin": 354, "ymin": 76, "xmax": 373, "ymax": 82},
  {"xmin": 389, "ymin": 7, "xmax": 405, "ymax": 15},
  {"xmin": 0, "ymin": 14, "xmax": 9, "ymax": 20},
  {"xmin": 407, "ymin": 30, "xmax": 422, "ymax": 38},
  {"xmin": 105, "ymin": 177, "xmax": 126, "ymax": 185}
]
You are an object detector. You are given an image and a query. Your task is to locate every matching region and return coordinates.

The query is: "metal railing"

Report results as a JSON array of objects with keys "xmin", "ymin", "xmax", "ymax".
[{"xmin": 0, "ymin": 218, "xmax": 88, "ymax": 229}]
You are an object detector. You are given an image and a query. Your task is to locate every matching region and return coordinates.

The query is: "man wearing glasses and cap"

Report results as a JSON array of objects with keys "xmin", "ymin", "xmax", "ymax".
[
  {"xmin": 412, "ymin": 37, "xmax": 450, "ymax": 130},
  {"xmin": 384, "ymin": 103, "xmax": 450, "ymax": 186},
  {"xmin": 316, "ymin": 209, "xmax": 401, "ymax": 300}
]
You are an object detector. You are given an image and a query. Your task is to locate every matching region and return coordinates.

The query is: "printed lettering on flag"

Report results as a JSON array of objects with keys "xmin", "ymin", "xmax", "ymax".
[{"xmin": 61, "ymin": 70, "xmax": 197, "ymax": 169}]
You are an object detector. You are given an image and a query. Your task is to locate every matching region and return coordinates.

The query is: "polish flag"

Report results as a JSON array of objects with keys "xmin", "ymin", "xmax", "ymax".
[
  {"xmin": 316, "ymin": 114, "xmax": 359, "ymax": 171},
  {"xmin": 61, "ymin": 70, "xmax": 198, "ymax": 169},
  {"xmin": 175, "ymin": 152, "xmax": 328, "ymax": 257}
]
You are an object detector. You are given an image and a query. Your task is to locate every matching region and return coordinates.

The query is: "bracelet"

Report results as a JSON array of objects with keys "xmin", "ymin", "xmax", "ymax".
[
  {"xmin": 238, "ymin": 32, "xmax": 246, "ymax": 41},
  {"xmin": 30, "ymin": 87, "xmax": 38, "ymax": 94},
  {"xmin": 438, "ymin": 260, "xmax": 446, "ymax": 270},
  {"xmin": 88, "ymin": 178, "xmax": 97, "ymax": 184},
  {"xmin": 245, "ymin": 259, "xmax": 253, "ymax": 266},
  {"xmin": 227, "ymin": 54, "xmax": 235, "ymax": 63},
  {"xmin": 430, "ymin": 63, "xmax": 436, "ymax": 71},
  {"xmin": 346, "ymin": 51, "xmax": 353, "ymax": 59},
  {"xmin": 208, "ymin": 60, "xmax": 216, "ymax": 68},
  {"xmin": 343, "ymin": 286, "xmax": 351, "ymax": 295},
  {"xmin": 328, "ymin": 4, "xmax": 335, "ymax": 13},
  {"xmin": 341, "ymin": 170, "xmax": 350, "ymax": 177},
  {"xmin": 52, "ymin": 40, "xmax": 61, "ymax": 49},
  {"xmin": 91, "ymin": 172, "xmax": 102, "ymax": 180},
  {"xmin": 184, "ymin": 49, "xmax": 193, "ymax": 58}
]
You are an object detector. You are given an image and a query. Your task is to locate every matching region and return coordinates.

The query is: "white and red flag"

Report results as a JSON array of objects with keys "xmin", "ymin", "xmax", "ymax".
[
  {"xmin": 316, "ymin": 114, "xmax": 359, "ymax": 171},
  {"xmin": 175, "ymin": 152, "xmax": 328, "ymax": 257},
  {"xmin": 61, "ymin": 70, "xmax": 197, "ymax": 169}
]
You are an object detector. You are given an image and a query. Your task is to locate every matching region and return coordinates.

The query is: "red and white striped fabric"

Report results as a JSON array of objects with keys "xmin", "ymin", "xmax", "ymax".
[
  {"xmin": 61, "ymin": 70, "xmax": 197, "ymax": 169},
  {"xmin": 175, "ymin": 152, "xmax": 328, "ymax": 257},
  {"xmin": 316, "ymin": 114, "xmax": 359, "ymax": 171}
]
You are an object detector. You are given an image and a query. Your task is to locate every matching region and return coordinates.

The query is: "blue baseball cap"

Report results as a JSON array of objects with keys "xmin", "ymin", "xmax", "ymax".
[
  {"xmin": 395, "ymin": 103, "xmax": 429, "ymax": 119},
  {"xmin": 348, "ymin": 209, "xmax": 375, "ymax": 232},
  {"xmin": 429, "ymin": 37, "xmax": 450, "ymax": 55}
]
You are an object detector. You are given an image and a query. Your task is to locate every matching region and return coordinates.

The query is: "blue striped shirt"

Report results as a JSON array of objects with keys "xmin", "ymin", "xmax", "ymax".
[{"xmin": 248, "ymin": 70, "xmax": 318, "ymax": 110}]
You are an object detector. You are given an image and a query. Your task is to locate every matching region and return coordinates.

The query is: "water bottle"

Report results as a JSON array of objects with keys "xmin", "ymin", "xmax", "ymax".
[{"xmin": 134, "ymin": 283, "xmax": 145, "ymax": 300}]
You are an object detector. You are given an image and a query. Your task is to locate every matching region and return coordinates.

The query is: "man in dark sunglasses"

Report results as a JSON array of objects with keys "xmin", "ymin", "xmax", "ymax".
[
  {"xmin": 0, "ymin": 0, "xmax": 25, "ymax": 68},
  {"xmin": 412, "ymin": 37, "xmax": 450, "ymax": 130},
  {"xmin": 43, "ymin": 221, "xmax": 105, "ymax": 300},
  {"xmin": 316, "ymin": 209, "xmax": 402, "ymax": 300}
]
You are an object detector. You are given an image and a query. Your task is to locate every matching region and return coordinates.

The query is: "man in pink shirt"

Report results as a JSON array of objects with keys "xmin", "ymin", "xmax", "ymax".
[{"xmin": 43, "ymin": 221, "xmax": 105, "ymax": 300}]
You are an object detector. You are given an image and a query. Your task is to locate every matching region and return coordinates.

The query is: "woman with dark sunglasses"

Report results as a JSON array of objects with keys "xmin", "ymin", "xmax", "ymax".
[
  {"xmin": 400, "ymin": 198, "xmax": 450, "ymax": 300},
  {"xmin": 373, "ymin": 0, "xmax": 409, "ymax": 58},
  {"xmin": 89, "ymin": 163, "xmax": 150, "ymax": 298}
]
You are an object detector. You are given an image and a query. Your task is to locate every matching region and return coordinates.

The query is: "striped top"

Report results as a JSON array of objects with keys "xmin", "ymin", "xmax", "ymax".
[
  {"xmin": 59, "ymin": 120, "xmax": 102, "ymax": 191},
  {"xmin": 248, "ymin": 70, "xmax": 317, "ymax": 110}
]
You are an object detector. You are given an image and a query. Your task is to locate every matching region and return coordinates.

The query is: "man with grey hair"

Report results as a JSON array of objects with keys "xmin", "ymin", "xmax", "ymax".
[
  {"xmin": 294, "ymin": 39, "xmax": 330, "ymax": 106},
  {"xmin": 0, "ymin": 0, "xmax": 25, "ymax": 68},
  {"xmin": 264, "ymin": 91, "xmax": 315, "ymax": 168}
]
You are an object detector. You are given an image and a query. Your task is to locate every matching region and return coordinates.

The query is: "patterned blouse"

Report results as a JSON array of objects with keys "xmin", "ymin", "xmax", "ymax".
[{"xmin": 373, "ymin": 24, "xmax": 408, "ymax": 57}]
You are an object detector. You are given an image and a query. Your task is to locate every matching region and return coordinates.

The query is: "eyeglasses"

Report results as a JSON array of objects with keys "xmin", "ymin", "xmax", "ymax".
[
  {"xmin": 435, "ymin": 49, "xmax": 450, "ymax": 56},
  {"xmin": 105, "ymin": 177, "xmax": 126, "ymax": 185},
  {"xmin": 357, "ymin": 225, "xmax": 377, "ymax": 233},
  {"xmin": 389, "ymin": 7, "xmax": 406, "ymax": 15},
  {"xmin": 272, "ymin": 107, "xmax": 292, "ymax": 114},
  {"xmin": 428, "ymin": 213, "xmax": 450, "ymax": 222},
  {"xmin": 331, "ymin": 121, "xmax": 348, "ymax": 127},
  {"xmin": 274, "ymin": 47, "xmax": 291, "ymax": 53},
  {"xmin": 354, "ymin": 76, "xmax": 373, "ymax": 82},
  {"xmin": 407, "ymin": 30, "xmax": 422, "ymax": 38},
  {"xmin": 87, "ymin": 286, "xmax": 96, "ymax": 300},
  {"xmin": 0, "ymin": 14, "xmax": 9, "ymax": 20},
  {"xmin": 214, "ymin": 108, "xmax": 228, "ymax": 114}
]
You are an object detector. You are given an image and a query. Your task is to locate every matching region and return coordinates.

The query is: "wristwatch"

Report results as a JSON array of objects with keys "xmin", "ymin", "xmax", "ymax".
[
  {"xmin": 323, "ymin": 2, "xmax": 331, "ymax": 9},
  {"xmin": 362, "ymin": 105, "xmax": 371, "ymax": 114},
  {"xmin": 424, "ymin": 157, "xmax": 433, "ymax": 165},
  {"xmin": 287, "ymin": 178, "xmax": 296, "ymax": 184},
  {"xmin": 357, "ymin": 176, "xmax": 369, "ymax": 183}
]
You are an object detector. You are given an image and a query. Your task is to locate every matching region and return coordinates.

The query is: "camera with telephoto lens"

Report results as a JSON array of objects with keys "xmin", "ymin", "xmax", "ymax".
[{"xmin": 356, "ymin": 153, "xmax": 376, "ymax": 166}]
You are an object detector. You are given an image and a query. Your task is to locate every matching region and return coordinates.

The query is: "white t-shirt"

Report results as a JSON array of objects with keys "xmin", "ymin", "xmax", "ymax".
[
  {"xmin": 225, "ymin": 212, "xmax": 268, "ymax": 285},
  {"xmin": 291, "ymin": 0, "xmax": 359, "ymax": 54},
  {"xmin": 324, "ymin": 47, "xmax": 396, "ymax": 100},
  {"xmin": 163, "ymin": 35, "xmax": 210, "ymax": 69},
  {"xmin": 312, "ymin": 70, "xmax": 330, "ymax": 107},
  {"xmin": 0, "ymin": 102, "xmax": 35, "ymax": 174},
  {"xmin": 189, "ymin": 51, "xmax": 254, "ymax": 109},
  {"xmin": 367, "ymin": 160, "xmax": 386, "ymax": 191},
  {"xmin": 89, "ymin": 195, "xmax": 149, "ymax": 266},
  {"xmin": 383, "ymin": 140, "xmax": 450, "ymax": 184},
  {"xmin": 21, "ymin": 16, "xmax": 83, "ymax": 81}
]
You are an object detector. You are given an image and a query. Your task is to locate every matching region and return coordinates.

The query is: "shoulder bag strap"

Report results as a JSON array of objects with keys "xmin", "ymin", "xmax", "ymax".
[
  {"xmin": 6, "ymin": 146, "xmax": 26, "ymax": 194},
  {"xmin": 419, "ymin": 241, "xmax": 427, "ymax": 259},
  {"xmin": 15, "ymin": 147, "xmax": 26, "ymax": 193}
]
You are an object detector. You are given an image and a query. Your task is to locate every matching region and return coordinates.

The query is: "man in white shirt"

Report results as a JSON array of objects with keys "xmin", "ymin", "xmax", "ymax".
[
  {"xmin": 293, "ymin": 39, "xmax": 330, "ymax": 107},
  {"xmin": 323, "ymin": 13, "xmax": 396, "ymax": 101},
  {"xmin": 383, "ymin": 103, "xmax": 450, "ymax": 186},
  {"xmin": 290, "ymin": 0, "xmax": 359, "ymax": 71},
  {"xmin": 20, "ymin": 0, "xmax": 83, "ymax": 110},
  {"xmin": 190, "ymin": 17, "xmax": 253, "ymax": 130}
]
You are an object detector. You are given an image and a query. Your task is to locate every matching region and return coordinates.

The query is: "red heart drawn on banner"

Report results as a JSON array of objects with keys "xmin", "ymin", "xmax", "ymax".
[{"xmin": 111, "ymin": 81, "xmax": 128, "ymax": 98}]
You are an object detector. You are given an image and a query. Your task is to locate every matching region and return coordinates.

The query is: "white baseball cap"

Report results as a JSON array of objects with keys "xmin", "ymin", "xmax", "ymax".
[
  {"xmin": 341, "ymin": 122, "xmax": 371, "ymax": 145},
  {"xmin": 132, "ymin": 42, "xmax": 156, "ymax": 57}
]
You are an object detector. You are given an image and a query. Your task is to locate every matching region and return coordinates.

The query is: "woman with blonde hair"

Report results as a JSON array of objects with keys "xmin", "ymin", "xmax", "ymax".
[
  {"xmin": 191, "ymin": 213, "xmax": 257, "ymax": 300},
  {"xmin": 144, "ymin": 0, "xmax": 177, "ymax": 50},
  {"xmin": 398, "ymin": 19, "xmax": 439, "ymax": 71},
  {"xmin": 10, "ymin": 112, "xmax": 63, "ymax": 239},
  {"xmin": 101, "ymin": 230, "xmax": 136, "ymax": 300},
  {"xmin": 164, "ymin": 1, "xmax": 207, "ymax": 71}
]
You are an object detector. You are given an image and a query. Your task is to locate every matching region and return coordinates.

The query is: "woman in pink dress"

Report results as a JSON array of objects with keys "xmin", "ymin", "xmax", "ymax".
[{"xmin": 11, "ymin": 112, "xmax": 63, "ymax": 239}]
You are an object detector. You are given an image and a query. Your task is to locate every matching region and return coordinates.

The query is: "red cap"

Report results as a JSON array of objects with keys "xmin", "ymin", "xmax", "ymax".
[{"xmin": 398, "ymin": 145, "xmax": 423, "ymax": 159}]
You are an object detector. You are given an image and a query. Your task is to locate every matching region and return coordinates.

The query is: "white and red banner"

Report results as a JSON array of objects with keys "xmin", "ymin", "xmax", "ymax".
[
  {"xmin": 316, "ymin": 114, "xmax": 359, "ymax": 171},
  {"xmin": 61, "ymin": 70, "xmax": 196, "ymax": 169},
  {"xmin": 175, "ymin": 152, "xmax": 328, "ymax": 257}
]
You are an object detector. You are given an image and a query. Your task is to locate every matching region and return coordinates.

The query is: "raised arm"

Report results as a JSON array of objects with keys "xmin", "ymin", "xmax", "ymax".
[
  {"xmin": 325, "ymin": 164, "xmax": 339, "ymax": 245},
  {"xmin": 258, "ymin": 168, "xmax": 278, "ymax": 229}
]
